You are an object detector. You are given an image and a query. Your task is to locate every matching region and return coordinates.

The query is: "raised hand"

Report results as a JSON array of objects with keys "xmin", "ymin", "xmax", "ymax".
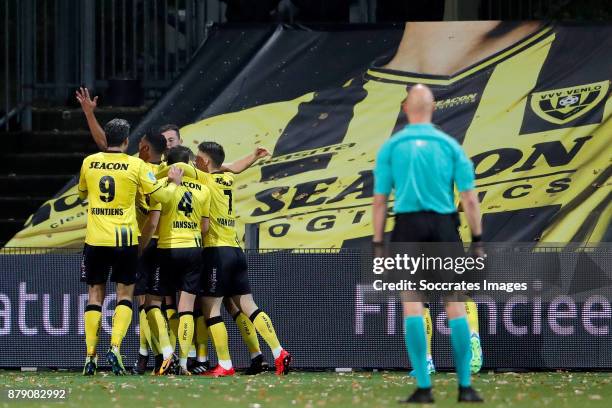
[
  {"xmin": 254, "ymin": 146, "xmax": 271, "ymax": 159},
  {"xmin": 75, "ymin": 87, "xmax": 98, "ymax": 114}
]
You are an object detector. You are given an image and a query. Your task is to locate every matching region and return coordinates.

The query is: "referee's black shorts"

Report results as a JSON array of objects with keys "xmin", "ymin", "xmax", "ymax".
[
  {"xmin": 200, "ymin": 246, "xmax": 251, "ymax": 297},
  {"xmin": 389, "ymin": 211, "xmax": 466, "ymax": 300},
  {"xmin": 391, "ymin": 211, "xmax": 461, "ymax": 243}
]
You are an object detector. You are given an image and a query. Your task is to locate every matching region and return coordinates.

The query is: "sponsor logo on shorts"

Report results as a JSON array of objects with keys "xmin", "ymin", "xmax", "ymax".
[{"xmin": 210, "ymin": 267, "xmax": 217, "ymax": 293}]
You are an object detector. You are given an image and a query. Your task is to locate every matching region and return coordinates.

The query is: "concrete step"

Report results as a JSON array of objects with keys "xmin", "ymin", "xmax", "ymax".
[
  {"xmin": 0, "ymin": 152, "xmax": 88, "ymax": 175},
  {"xmin": 32, "ymin": 106, "xmax": 149, "ymax": 132},
  {"xmin": 5, "ymin": 131, "xmax": 99, "ymax": 153},
  {"xmin": 0, "ymin": 174, "xmax": 73, "ymax": 196}
]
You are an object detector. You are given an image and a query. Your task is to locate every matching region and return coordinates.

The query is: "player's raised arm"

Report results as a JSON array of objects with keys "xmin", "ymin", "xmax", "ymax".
[
  {"xmin": 219, "ymin": 146, "xmax": 271, "ymax": 174},
  {"xmin": 156, "ymin": 161, "xmax": 201, "ymax": 180},
  {"xmin": 75, "ymin": 87, "xmax": 108, "ymax": 151}
]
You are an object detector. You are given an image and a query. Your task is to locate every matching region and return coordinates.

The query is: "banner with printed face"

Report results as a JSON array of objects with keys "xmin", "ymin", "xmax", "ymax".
[{"xmin": 6, "ymin": 22, "xmax": 611, "ymax": 248}]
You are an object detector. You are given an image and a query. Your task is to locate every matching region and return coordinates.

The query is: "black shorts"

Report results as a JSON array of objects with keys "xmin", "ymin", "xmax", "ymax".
[
  {"xmin": 150, "ymin": 247, "xmax": 202, "ymax": 296},
  {"xmin": 201, "ymin": 246, "xmax": 251, "ymax": 297},
  {"xmin": 134, "ymin": 238, "xmax": 158, "ymax": 296},
  {"xmin": 389, "ymin": 212, "xmax": 466, "ymax": 300},
  {"xmin": 391, "ymin": 211, "xmax": 461, "ymax": 243},
  {"xmin": 80, "ymin": 244, "xmax": 139, "ymax": 285}
]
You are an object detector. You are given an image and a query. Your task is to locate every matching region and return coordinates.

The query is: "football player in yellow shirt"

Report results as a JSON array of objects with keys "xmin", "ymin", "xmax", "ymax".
[
  {"xmin": 130, "ymin": 131, "xmax": 167, "ymax": 374},
  {"xmin": 76, "ymin": 88, "xmax": 172, "ymax": 374},
  {"xmin": 144, "ymin": 146, "xmax": 211, "ymax": 375},
  {"xmin": 159, "ymin": 142, "xmax": 291, "ymax": 377},
  {"xmin": 77, "ymin": 88, "xmax": 273, "ymax": 374},
  {"xmin": 78, "ymin": 118, "xmax": 184, "ymax": 376}
]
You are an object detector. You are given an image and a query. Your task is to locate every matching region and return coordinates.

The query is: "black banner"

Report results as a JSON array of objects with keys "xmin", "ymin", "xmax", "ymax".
[{"xmin": 1, "ymin": 247, "xmax": 611, "ymax": 369}]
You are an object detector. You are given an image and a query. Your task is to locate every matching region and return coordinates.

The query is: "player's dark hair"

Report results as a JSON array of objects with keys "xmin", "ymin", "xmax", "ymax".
[
  {"xmin": 198, "ymin": 141, "xmax": 225, "ymax": 167},
  {"xmin": 158, "ymin": 123, "xmax": 181, "ymax": 139},
  {"xmin": 104, "ymin": 118, "xmax": 130, "ymax": 147},
  {"xmin": 143, "ymin": 131, "xmax": 167, "ymax": 155},
  {"xmin": 166, "ymin": 146, "xmax": 193, "ymax": 165}
]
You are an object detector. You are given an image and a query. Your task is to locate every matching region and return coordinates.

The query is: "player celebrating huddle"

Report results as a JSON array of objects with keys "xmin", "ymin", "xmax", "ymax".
[
  {"xmin": 145, "ymin": 146, "xmax": 211, "ymax": 375},
  {"xmin": 160, "ymin": 142, "xmax": 291, "ymax": 377},
  {"xmin": 79, "ymin": 118, "xmax": 184, "ymax": 375}
]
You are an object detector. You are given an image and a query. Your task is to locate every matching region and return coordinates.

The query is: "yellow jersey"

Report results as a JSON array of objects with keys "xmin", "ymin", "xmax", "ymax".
[
  {"xmin": 157, "ymin": 163, "xmax": 240, "ymax": 247},
  {"xmin": 155, "ymin": 176, "xmax": 211, "ymax": 249},
  {"xmin": 78, "ymin": 152, "xmax": 175, "ymax": 247},
  {"xmin": 136, "ymin": 161, "xmax": 162, "ymax": 237}
]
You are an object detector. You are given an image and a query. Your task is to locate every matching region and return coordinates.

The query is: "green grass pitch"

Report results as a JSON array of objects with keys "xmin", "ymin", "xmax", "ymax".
[{"xmin": 1, "ymin": 370, "xmax": 611, "ymax": 407}]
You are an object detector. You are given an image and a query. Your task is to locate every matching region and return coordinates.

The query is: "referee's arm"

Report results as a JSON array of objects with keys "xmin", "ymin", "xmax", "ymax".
[
  {"xmin": 372, "ymin": 144, "xmax": 393, "ymax": 244},
  {"xmin": 454, "ymin": 146, "xmax": 482, "ymax": 240}
]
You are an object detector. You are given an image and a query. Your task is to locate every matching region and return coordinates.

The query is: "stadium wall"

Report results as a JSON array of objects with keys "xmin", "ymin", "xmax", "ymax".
[{"xmin": 0, "ymin": 247, "xmax": 611, "ymax": 370}]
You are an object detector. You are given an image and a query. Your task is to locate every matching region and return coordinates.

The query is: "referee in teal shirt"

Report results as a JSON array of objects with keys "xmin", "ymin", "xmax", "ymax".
[{"xmin": 372, "ymin": 84, "xmax": 483, "ymax": 404}]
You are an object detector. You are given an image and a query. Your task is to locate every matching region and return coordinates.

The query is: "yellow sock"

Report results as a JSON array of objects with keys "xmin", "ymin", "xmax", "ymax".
[
  {"xmin": 424, "ymin": 306, "xmax": 433, "ymax": 357},
  {"xmin": 110, "ymin": 300, "xmax": 133, "ymax": 350},
  {"xmin": 178, "ymin": 312, "xmax": 195, "ymax": 363},
  {"xmin": 195, "ymin": 315, "xmax": 208, "ymax": 361},
  {"xmin": 250, "ymin": 310, "xmax": 282, "ymax": 358},
  {"xmin": 165, "ymin": 306, "xmax": 178, "ymax": 350},
  {"xmin": 84, "ymin": 305, "xmax": 102, "ymax": 356},
  {"xmin": 146, "ymin": 306, "xmax": 161, "ymax": 356},
  {"xmin": 234, "ymin": 312, "xmax": 261, "ymax": 355},
  {"xmin": 138, "ymin": 307, "xmax": 152, "ymax": 355},
  {"xmin": 147, "ymin": 306, "xmax": 173, "ymax": 358},
  {"xmin": 465, "ymin": 298, "xmax": 479, "ymax": 334},
  {"xmin": 150, "ymin": 329, "xmax": 161, "ymax": 355},
  {"xmin": 207, "ymin": 317, "xmax": 232, "ymax": 368}
]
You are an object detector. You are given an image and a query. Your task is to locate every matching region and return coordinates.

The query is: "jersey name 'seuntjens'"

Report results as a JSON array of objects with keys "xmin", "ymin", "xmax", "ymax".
[{"xmin": 78, "ymin": 152, "xmax": 170, "ymax": 247}]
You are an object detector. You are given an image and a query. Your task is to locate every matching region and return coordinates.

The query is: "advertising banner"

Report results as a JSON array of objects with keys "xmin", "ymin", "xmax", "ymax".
[
  {"xmin": 7, "ymin": 22, "xmax": 611, "ymax": 248},
  {"xmin": 1, "ymin": 247, "xmax": 611, "ymax": 369}
]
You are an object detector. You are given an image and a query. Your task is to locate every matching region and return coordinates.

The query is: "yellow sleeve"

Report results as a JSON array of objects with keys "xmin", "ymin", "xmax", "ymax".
[
  {"xmin": 149, "ymin": 183, "xmax": 177, "ymax": 206},
  {"xmin": 139, "ymin": 162, "xmax": 177, "ymax": 205},
  {"xmin": 155, "ymin": 162, "xmax": 210, "ymax": 184},
  {"xmin": 148, "ymin": 177, "xmax": 167, "ymax": 209},
  {"xmin": 77, "ymin": 160, "xmax": 88, "ymax": 200},
  {"xmin": 201, "ymin": 186, "xmax": 211, "ymax": 218},
  {"xmin": 138, "ymin": 160, "xmax": 161, "ymax": 195}
]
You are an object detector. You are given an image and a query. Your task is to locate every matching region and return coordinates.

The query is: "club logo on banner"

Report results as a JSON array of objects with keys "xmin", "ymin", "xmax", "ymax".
[{"xmin": 530, "ymin": 81, "xmax": 609, "ymax": 124}]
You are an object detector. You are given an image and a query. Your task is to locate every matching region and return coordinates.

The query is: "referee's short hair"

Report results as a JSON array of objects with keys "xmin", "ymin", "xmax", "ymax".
[{"xmin": 166, "ymin": 146, "xmax": 193, "ymax": 165}]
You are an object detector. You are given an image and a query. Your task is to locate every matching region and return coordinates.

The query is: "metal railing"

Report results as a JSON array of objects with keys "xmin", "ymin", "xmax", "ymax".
[{"xmin": 1, "ymin": 0, "xmax": 228, "ymax": 131}]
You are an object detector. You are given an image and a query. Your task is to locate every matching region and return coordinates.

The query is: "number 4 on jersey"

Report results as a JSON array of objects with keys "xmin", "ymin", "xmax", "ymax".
[{"xmin": 178, "ymin": 191, "xmax": 193, "ymax": 216}]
